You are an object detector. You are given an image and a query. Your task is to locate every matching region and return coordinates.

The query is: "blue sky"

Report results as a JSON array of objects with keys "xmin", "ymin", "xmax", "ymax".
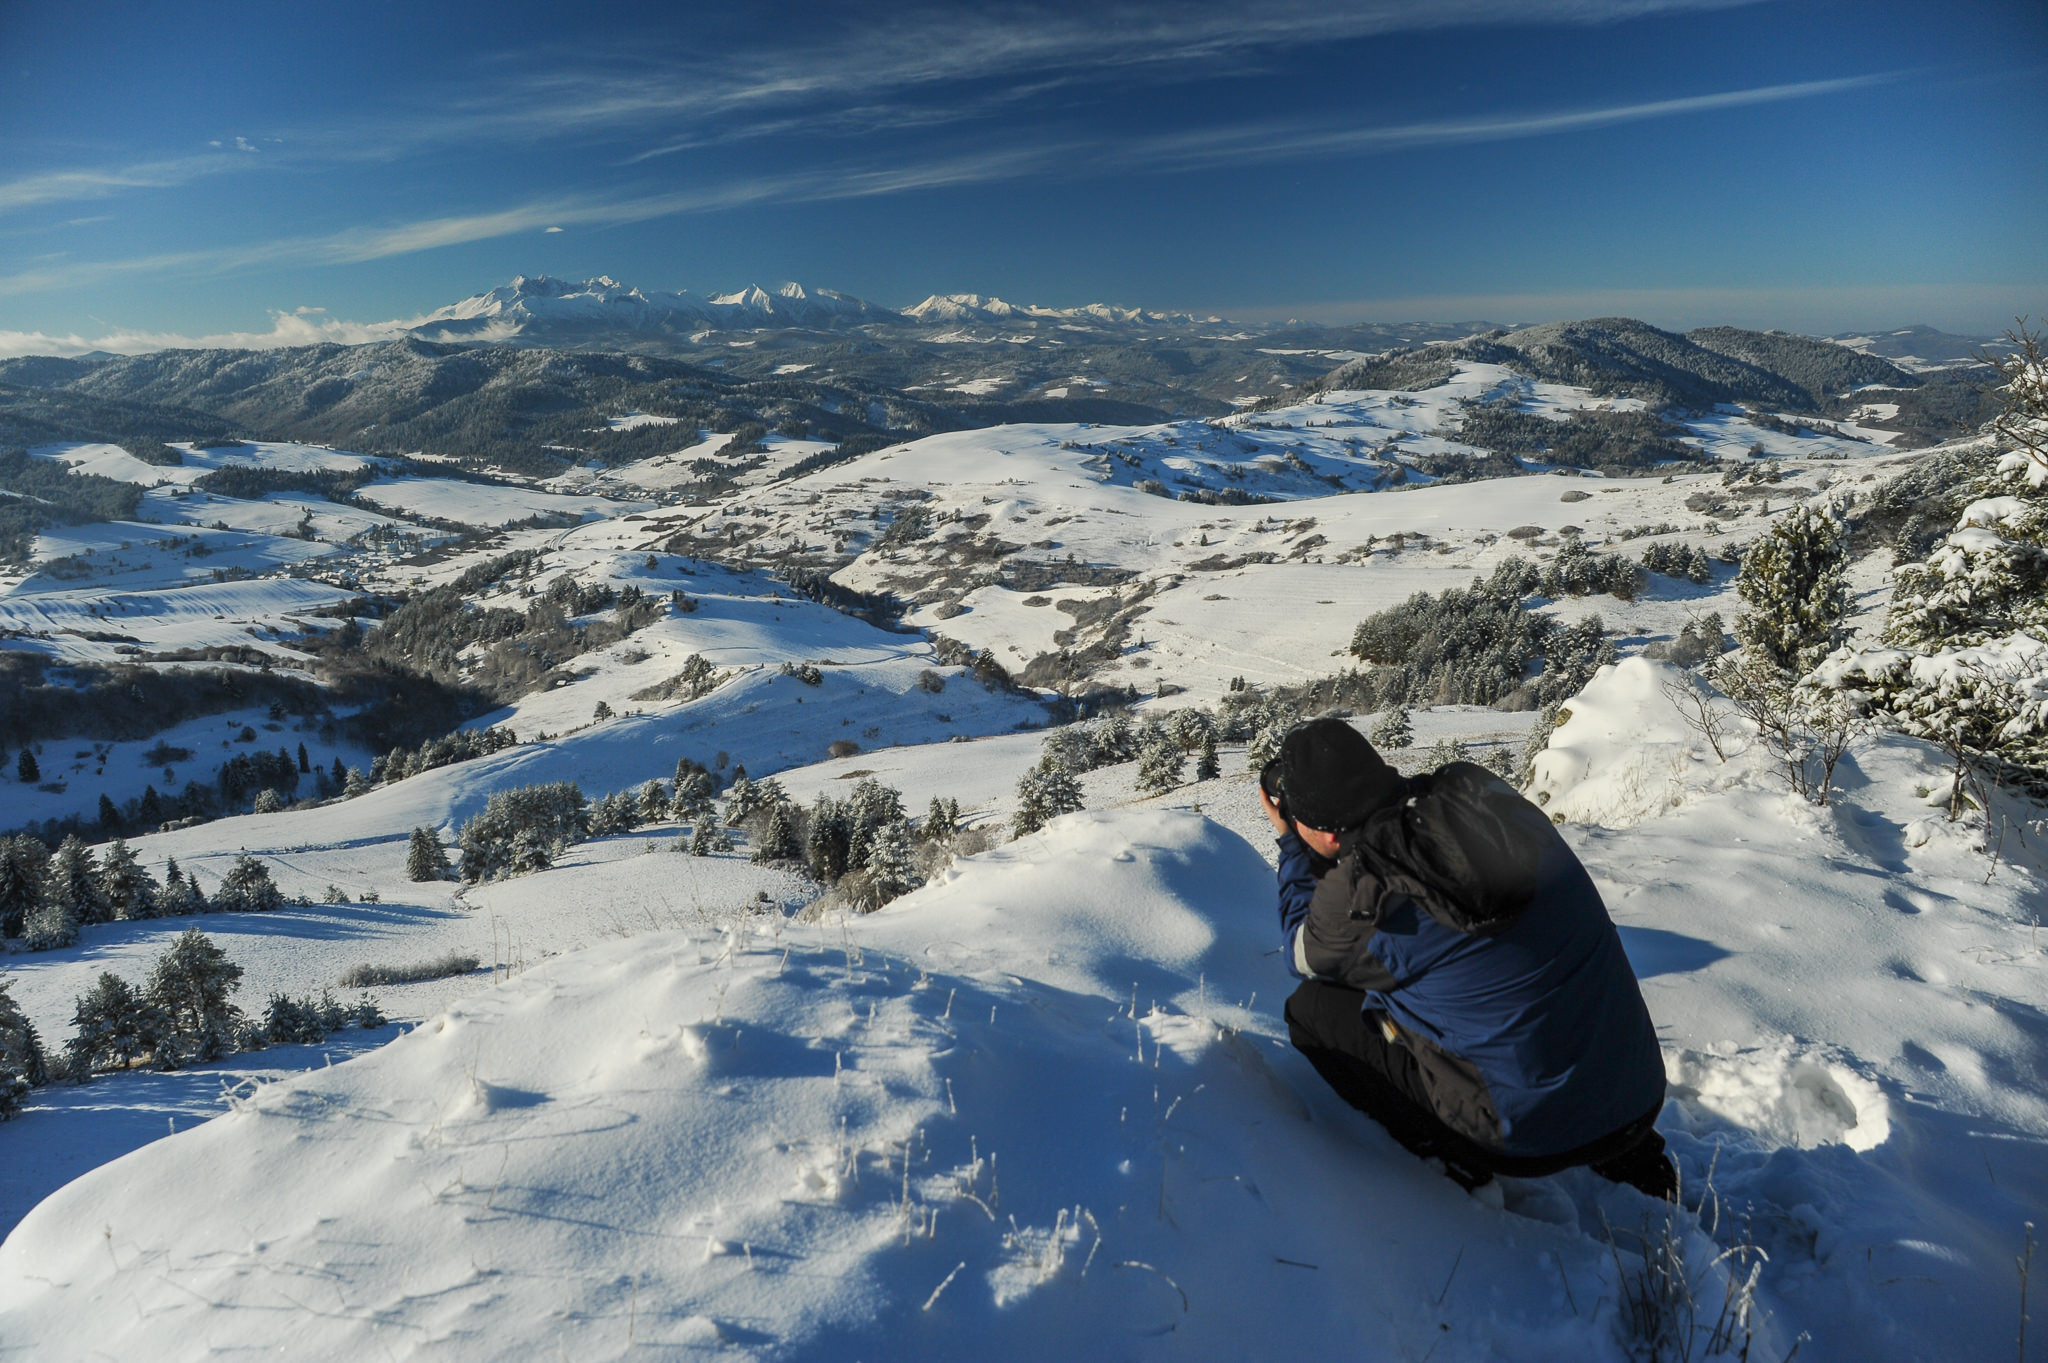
[{"xmin": 0, "ymin": 0, "xmax": 2042, "ymax": 352}]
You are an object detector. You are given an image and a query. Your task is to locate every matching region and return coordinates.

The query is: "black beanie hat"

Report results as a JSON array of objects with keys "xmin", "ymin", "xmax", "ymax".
[{"xmin": 1279, "ymin": 718, "xmax": 1403, "ymax": 832}]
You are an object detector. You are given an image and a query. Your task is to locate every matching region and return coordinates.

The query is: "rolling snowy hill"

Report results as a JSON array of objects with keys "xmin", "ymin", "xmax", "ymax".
[{"xmin": 1, "ymin": 328, "xmax": 2043, "ymax": 1360}]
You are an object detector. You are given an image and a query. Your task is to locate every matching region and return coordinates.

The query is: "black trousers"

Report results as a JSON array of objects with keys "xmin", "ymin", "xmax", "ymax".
[{"xmin": 1285, "ymin": 980, "xmax": 1675, "ymax": 1198}]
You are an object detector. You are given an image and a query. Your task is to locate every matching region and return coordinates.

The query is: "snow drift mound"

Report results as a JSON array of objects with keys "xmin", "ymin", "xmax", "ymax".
[{"xmin": 1, "ymin": 810, "xmax": 1725, "ymax": 1362}]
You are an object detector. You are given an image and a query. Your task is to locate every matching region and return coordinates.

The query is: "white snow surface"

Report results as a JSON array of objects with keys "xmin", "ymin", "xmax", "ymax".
[{"xmin": 4, "ymin": 658, "xmax": 2045, "ymax": 1359}]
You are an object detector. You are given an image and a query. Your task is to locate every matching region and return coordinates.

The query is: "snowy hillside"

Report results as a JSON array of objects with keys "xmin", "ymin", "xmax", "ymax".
[
  {"xmin": 3, "ymin": 329, "xmax": 2044, "ymax": 1360},
  {"xmin": 3, "ymin": 657, "xmax": 2045, "ymax": 1358}
]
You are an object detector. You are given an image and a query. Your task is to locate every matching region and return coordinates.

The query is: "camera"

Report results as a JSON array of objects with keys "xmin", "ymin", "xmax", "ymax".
[{"xmin": 1259, "ymin": 758, "xmax": 1289, "ymax": 825}]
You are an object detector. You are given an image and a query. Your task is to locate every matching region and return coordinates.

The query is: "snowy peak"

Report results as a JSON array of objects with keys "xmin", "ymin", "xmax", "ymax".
[
  {"xmin": 410, "ymin": 275, "xmax": 1223, "ymax": 347},
  {"xmin": 413, "ymin": 276, "xmax": 898, "ymax": 342},
  {"xmin": 904, "ymin": 292, "xmax": 1219, "ymax": 328}
]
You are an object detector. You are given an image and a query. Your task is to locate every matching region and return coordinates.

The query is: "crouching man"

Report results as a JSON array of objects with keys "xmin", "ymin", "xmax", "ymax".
[{"xmin": 1262, "ymin": 718, "xmax": 1675, "ymax": 1198}]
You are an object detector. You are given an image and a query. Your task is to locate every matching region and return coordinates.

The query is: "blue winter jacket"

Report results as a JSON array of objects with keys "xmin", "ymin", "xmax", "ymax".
[{"xmin": 1276, "ymin": 766, "xmax": 1665, "ymax": 1157}]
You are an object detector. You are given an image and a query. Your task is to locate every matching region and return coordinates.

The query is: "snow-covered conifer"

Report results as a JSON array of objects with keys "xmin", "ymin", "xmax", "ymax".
[
  {"xmin": 1195, "ymin": 731, "xmax": 1221, "ymax": 781},
  {"xmin": 65, "ymin": 972, "xmax": 162, "ymax": 1077},
  {"xmin": 156, "ymin": 861, "xmax": 206, "ymax": 916},
  {"xmin": 1370, "ymin": 707, "xmax": 1414, "ymax": 750},
  {"xmin": 1735, "ymin": 503, "xmax": 1848, "ymax": 675},
  {"xmin": 97, "ymin": 840, "xmax": 158, "ymax": 921},
  {"xmin": 857, "ymin": 822, "xmax": 921, "ymax": 911},
  {"xmin": 639, "ymin": 780, "xmax": 669, "ymax": 823},
  {"xmin": 16, "ymin": 749, "xmax": 38, "ymax": 783},
  {"xmin": 0, "ymin": 979, "xmax": 47, "ymax": 1117},
  {"xmin": 1136, "ymin": 730, "xmax": 1185, "ymax": 795},
  {"xmin": 751, "ymin": 800, "xmax": 803, "ymax": 864},
  {"xmin": 214, "ymin": 855, "xmax": 284, "ymax": 913},
  {"xmin": 688, "ymin": 809, "xmax": 732, "ymax": 856},
  {"xmin": 342, "ymin": 767, "xmax": 370, "ymax": 798},
  {"xmin": 406, "ymin": 827, "xmax": 451, "ymax": 882},
  {"xmin": 25, "ymin": 838, "xmax": 102, "ymax": 947},
  {"xmin": 1424, "ymin": 737, "xmax": 1467, "ymax": 770},
  {"xmin": 923, "ymin": 795, "xmax": 954, "ymax": 841},
  {"xmin": 0, "ymin": 836, "xmax": 50, "ymax": 939},
  {"xmin": 805, "ymin": 796, "xmax": 853, "ymax": 881},
  {"xmin": 724, "ymin": 773, "xmax": 761, "ymax": 824},
  {"xmin": 146, "ymin": 930, "xmax": 244, "ymax": 1067},
  {"xmin": 1013, "ymin": 762, "xmax": 1084, "ymax": 837}
]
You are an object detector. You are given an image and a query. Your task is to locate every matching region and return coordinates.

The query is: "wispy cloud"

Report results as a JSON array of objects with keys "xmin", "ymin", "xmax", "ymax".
[
  {"xmin": 0, "ymin": 0, "xmax": 1770, "ymax": 217},
  {"xmin": 0, "ymin": 71, "xmax": 1893, "ymax": 301},
  {"xmin": 1102, "ymin": 73, "xmax": 1898, "ymax": 171}
]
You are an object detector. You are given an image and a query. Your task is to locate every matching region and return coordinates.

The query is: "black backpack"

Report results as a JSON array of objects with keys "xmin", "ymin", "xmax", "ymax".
[{"xmin": 1350, "ymin": 762, "xmax": 1555, "ymax": 935}]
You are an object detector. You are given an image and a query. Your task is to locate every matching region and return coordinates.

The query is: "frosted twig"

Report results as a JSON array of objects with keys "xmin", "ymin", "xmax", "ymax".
[{"xmin": 921, "ymin": 1261, "xmax": 966, "ymax": 1312}]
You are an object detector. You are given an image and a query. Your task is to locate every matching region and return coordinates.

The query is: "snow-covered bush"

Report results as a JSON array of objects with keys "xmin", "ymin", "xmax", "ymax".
[{"xmin": 459, "ymin": 782, "xmax": 590, "ymax": 882}]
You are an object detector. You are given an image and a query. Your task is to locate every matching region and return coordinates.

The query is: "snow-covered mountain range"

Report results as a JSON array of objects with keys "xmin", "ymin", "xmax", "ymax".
[{"xmin": 407, "ymin": 275, "xmax": 1224, "ymax": 345}]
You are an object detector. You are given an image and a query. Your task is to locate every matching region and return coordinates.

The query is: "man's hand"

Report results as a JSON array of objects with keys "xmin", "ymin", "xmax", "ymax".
[{"xmin": 1259, "ymin": 785, "xmax": 1291, "ymax": 836}]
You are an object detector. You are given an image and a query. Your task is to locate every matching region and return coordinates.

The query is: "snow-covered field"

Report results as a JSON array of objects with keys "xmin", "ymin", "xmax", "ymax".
[
  {"xmin": 2, "ymin": 357, "xmax": 2041, "ymax": 1359},
  {"xmin": 3, "ymin": 660, "xmax": 2043, "ymax": 1358}
]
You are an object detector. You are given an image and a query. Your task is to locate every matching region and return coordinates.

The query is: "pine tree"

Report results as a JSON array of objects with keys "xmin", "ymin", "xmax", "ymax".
[
  {"xmin": 214, "ymin": 854, "xmax": 284, "ymax": 912},
  {"xmin": 297, "ymin": 743, "xmax": 310, "ymax": 773},
  {"xmin": 97, "ymin": 793, "xmax": 120, "ymax": 831},
  {"xmin": 97, "ymin": 840, "xmax": 159, "ymax": 921},
  {"xmin": 330, "ymin": 756, "xmax": 346, "ymax": 789},
  {"xmin": 688, "ymin": 809, "xmax": 732, "ymax": 855},
  {"xmin": 0, "ymin": 835, "xmax": 49, "ymax": 939},
  {"xmin": 1195, "ymin": 731, "xmax": 1221, "ymax": 781},
  {"xmin": 859, "ymin": 821, "xmax": 921, "ymax": 911},
  {"xmin": 1370, "ymin": 707, "xmax": 1414, "ymax": 750},
  {"xmin": 146, "ymin": 930, "xmax": 243, "ymax": 1067},
  {"xmin": 805, "ymin": 796, "xmax": 853, "ymax": 881},
  {"xmin": 923, "ymin": 795, "xmax": 954, "ymax": 842},
  {"xmin": 1734, "ymin": 502, "xmax": 1849, "ymax": 675},
  {"xmin": 156, "ymin": 859, "xmax": 206, "ymax": 916},
  {"xmin": 252, "ymin": 788, "xmax": 285, "ymax": 814},
  {"xmin": 0, "ymin": 979, "xmax": 48, "ymax": 1117},
  {"xmin": 724, "ymin": 773, "xmax": 760, "ymax": 825},
  {"xmin": 342, "ymin": 767, "xmax": 370, "ymax": 798},
  {"xmin": 406, "ymin": 827, "xmax": 451, "ymax": 882},
  {"xmin": 1486, "ymin": 743, "xmax": 1517, "ymax": 778},
  {"xmin": 751, "ymin": 800, "xmax": 803, "ymax": 864},
  {"xmin": 1136, "ymin": 730, "xmax": 1185, "ymax": 795},
  {"xmin": 1013, "ymin": 762, "xmax": 1084, "ymax": 837},
  {"xmin": 33, "ymin": 836, "xmax": 107, "ymax": 944},
  {"xmin": 65, "ymin": 972, "xmax": 164, "ymax": 1075},
  {"xmin": 1424, "ymin": 737, "xmax": 1467, "ymax": 770},
  {"xmin": 845, "ymin": 779, "xmax": 906, "ymax": 870},
  {"xmin": 15, "ymin": 749, "xmax": 37, "ymax": 783},
  {"xmin": 639, "ymin": 780, "xmax": 670, "ymax": 823}
]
